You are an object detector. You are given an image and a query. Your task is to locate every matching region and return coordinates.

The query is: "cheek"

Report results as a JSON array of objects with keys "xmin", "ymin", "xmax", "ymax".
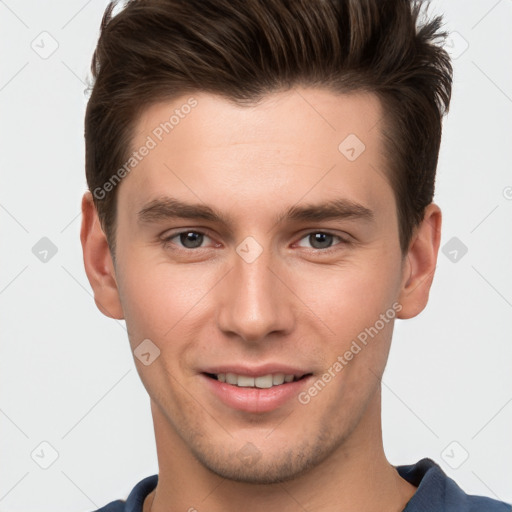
[
  {"xmin": 294, "ymin": 258, "xmax": 400, "ymax": 333},
  {"xmin": 116, "ymin": 232, "xmax": 402, "ymax": 350},
  {"xmin": 116, "ymin": 255, "xmax": 220, "ymax": 343},
  {"xmin": 297, "ymin": 268, "xmax": 399, "ymax": 406},
  {"xmin": 116, "ymin": 261, "xmax": 209, "ymax": 394}
]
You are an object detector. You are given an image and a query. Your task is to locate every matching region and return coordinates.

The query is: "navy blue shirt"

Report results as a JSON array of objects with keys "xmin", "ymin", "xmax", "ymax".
[{"xmin": 93, "ymin": 458, "xmax": 510, "ymax": 511}]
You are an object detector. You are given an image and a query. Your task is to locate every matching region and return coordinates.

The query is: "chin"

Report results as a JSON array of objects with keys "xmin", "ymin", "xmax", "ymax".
[{"xmin": 189, "ymin": 438, "xmax": 332, "ymax": 485}]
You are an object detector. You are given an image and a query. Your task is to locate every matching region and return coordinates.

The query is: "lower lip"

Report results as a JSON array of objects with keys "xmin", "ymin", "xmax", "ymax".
[{"xmin": 201, "ymin": 374, "xmax": 312, "ymax": 413}]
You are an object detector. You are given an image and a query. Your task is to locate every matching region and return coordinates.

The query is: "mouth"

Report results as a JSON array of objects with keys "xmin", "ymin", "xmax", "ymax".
[
  {"xmin": 201, "ymin": 368, "xmax": 314, "ymax": 413},
  {"xmin": 203, "ymin": 372, "xmax": 312, "ymax": 388}
]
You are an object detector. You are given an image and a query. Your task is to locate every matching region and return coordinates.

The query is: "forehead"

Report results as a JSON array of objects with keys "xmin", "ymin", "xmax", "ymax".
[{"xmin": 119, "ymin": 88, "xmax": 392, "ymax": 221}]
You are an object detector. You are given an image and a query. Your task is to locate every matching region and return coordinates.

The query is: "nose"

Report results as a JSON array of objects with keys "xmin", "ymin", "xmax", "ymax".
[{"xmin": 216, "ymin": 242, "xmax": 296, "ymax": 345}]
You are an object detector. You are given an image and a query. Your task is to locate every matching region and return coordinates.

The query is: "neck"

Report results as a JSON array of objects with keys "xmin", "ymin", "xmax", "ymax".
[{"xmin": 145, "ymin": 391, "xmax": 417, "ymax": 512}]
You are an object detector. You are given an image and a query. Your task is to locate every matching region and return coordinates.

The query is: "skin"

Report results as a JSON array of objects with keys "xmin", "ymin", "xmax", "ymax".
[{"xmin": 81, "ymin": 87, "xmax": 441, "ymax": 512}]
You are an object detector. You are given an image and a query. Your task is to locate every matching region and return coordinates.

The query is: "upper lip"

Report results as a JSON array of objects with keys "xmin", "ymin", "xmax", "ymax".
[{"xmin": 201, "ymin": 364, "xmax": 311, "ymax": 378}]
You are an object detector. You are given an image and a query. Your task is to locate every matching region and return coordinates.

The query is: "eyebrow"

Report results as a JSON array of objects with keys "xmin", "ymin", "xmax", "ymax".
[{"xmin": 137, "ymin": 196, "xmax": 374, "ymax": 227}]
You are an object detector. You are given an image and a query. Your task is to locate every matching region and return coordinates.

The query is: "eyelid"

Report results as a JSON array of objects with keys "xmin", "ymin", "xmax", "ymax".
[
  {"xmin": 160, "ymin": 228, "xmax": 217, "ymax": 248},
  {"xmin": 160, "ymin": 228, "xmax": 351, "ymax": 251},
  {"xmin": 293, "ymin": 231, "xmax": 350, "ymax": 249}
]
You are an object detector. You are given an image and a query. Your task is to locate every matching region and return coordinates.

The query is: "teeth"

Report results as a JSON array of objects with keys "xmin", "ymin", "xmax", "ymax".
[
  {"xmin": 215, "ymin": 372, "xmax": 298, "ymax": 388},
  {"xmin": 237, "ymin": 375, "xmax": 255, "ymax": 387},
  {"xmin": 226, "ymin": 373, "xmax": 237, "ymax": 385},
  {"xmin": 255, "ymin": 375, "xmax": 273, "ymax": 388},
  {"xmin": 272, "ymin": 373, "xmax": 285, "ymax": 385}
]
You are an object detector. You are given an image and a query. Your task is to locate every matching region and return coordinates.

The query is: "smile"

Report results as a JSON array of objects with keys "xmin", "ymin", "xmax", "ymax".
[
  {"xmin": 202, "ymin": 370, "xmax": 313, "ymax": 413},
  {"xmin": 206, "ymin": 372, "xmax": 308, "ymax": 388}
]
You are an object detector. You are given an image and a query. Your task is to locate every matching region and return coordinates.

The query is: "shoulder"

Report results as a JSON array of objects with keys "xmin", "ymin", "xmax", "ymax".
[
  {"xmin": 462, "ymin": 494, "xmax": 512, "ymax": 512},
  {"xmin": 396, "ymin": 458, "xmax": 511, "ymax": 512},
  {"xmin": 89, "ymin": 475, "xmax": 158, "ymax": 512},
  {"xmin": 93, "ymin": 501, "xmax": 125, "ymax": 512}
]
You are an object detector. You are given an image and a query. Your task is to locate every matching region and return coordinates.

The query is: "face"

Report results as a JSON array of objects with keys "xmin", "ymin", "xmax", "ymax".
[{"xmin": 105, "ymin": 88, "xmax": 410, "ymax": 483}]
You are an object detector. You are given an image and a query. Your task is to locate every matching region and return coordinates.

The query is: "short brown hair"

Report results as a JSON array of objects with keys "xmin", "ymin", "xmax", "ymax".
[{"xmin": 85, "ymin": 0, "xmax": 452, "ymax": 259}]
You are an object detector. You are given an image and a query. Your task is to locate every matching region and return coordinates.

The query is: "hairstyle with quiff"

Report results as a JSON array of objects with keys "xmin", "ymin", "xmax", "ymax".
[{"xmin": 85, "ymin": 0, "xmax": 453, "ymax": 259}]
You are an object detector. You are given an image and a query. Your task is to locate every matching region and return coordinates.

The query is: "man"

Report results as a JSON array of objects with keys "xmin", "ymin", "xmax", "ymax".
[{"xmin": 80, "ymin": 0, "xmax": 510, "ymax": 510}]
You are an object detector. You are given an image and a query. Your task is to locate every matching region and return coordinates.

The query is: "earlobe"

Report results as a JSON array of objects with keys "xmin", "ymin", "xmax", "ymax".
[
  {"xmin": 80, "ymin": 191, "xmax": 124, "ymax": 320},
  {"xmin": 397, "ymin": 203, "xmax": 442, "ymax": 319}
]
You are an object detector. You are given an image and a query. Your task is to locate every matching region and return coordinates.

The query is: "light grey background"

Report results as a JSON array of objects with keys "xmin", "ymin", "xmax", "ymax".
[{"xmin": 1, "ymin": 1, "xmax": 511, "ymax": 510}]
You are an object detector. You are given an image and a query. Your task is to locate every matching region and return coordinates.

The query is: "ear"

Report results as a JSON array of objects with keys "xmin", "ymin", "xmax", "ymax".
[
  {"xmin": 397, "ymin": 203, "xmax": 442, "ymax": 319},
  {"xmin": 80, "ymin": 191, "xmax": 124, "ymax": 320}
]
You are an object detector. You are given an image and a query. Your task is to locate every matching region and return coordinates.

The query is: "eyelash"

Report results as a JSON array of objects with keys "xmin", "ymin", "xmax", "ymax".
[{"xmin": 160, "ymin": 229, "xmax": 351, "ymax": 253}]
